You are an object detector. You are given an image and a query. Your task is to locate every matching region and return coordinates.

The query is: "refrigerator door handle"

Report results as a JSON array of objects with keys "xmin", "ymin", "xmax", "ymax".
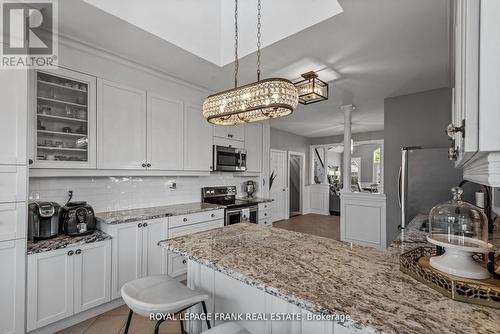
[{"xmin": 397, "ymin": 166, "xmax": 402, "ymax": 208}]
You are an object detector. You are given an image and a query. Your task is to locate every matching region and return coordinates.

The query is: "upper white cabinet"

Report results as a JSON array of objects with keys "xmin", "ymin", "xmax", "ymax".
[
  {"xmin": 244, "ymin": 123, "xmax": 263, "ymax": 173},
  {"xmin": 452, "ymin": 0, "xmax": 500, "ymax": 186},
  {"xmin": 184, "ymin": 104, "xmax": 213, "ymax": 171},
  {"xmin": 214, "ymin": 125, "xmax": 245, "ymax": 142},
  {"xmin": 0, "ymin": 69, "xmax": 27, "ymax": 165},
  {"xmin": 147, "ymin": 93, "xmax": 184, "ymax": 170},
  {"xmin": 97, "ymin": 80, "xmax": 147, "ymax": 170},
  {"xmin": 31, "ymin": 68, "xmax": 97, "ymax": 169}
]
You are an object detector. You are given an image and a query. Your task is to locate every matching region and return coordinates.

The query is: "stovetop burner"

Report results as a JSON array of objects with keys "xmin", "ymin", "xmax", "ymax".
[{"xmin": 202, "ymin": 186, "xmax": 258, "ymax": 209}]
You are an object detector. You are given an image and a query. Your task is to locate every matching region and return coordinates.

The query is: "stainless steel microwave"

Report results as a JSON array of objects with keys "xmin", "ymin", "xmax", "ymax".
[{"xmin": 213, "ymin": 145, "xmax": 247, "ymax": 171}]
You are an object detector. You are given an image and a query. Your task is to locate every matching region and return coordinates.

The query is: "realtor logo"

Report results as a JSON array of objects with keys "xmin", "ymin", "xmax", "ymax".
[{"xmin": 1, "ymin": 0, "xmax": 58, "ymax": 68}]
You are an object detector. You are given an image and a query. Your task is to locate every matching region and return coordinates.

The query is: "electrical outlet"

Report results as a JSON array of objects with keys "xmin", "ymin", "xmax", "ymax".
[
  {"xmin": 29, "ymin": 191, "xmax": 40, "ymax": 201},
  {"xmin": 167, "ymin": 180, "xmax": 177, "ymax": 190}
]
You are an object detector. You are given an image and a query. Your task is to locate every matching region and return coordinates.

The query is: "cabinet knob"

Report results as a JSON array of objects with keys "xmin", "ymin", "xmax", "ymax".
[
  {"xmin": 264, "ymin": 213, "xmax": 267, "ymax": 216},
  {"xmin": 67, "ymin": 250, "xmax": 74, "ymax": 256},
  {"xmin": 211, "ymin": 213, "xmax": 215, "ymax": 218},
  {"xmin": 142, "ymin": 163, "xmax": 147, "ymax": 168},
  {"xmin": 29, "ymin": 159, "xmax": 33, "ymax": 165},
  {"xmin": 147, "ymin": 163, "xmax": 151, "ymax": 167},
  {"xmin": 143, "ymin": 222, "xmax": 148, "ymax": 227},
  {"xmin": 228, "ymin": 134, "xmax": 233, "ymax": 138},
  {"xmin": 183, "ymin": 218, "xmax": 188, "ymax": 222},
  {"xmin": 182, "ymin": 259, "xmax": 187, "ymax": 264},
  {"xmin": 75, "ymin": 249, "xmax": 82, "ymax": 255},
  {"xmin": 138, "ymin": 223, "xmax": 143, "ymax": 228}
]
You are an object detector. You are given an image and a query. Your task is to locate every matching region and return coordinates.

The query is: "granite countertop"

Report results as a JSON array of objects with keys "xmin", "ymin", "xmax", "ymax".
[
  {"xmin": 237, "ymin": 197, "xmax": 274, "ymax": 204},
  {"xmin": 95, "ymin": 202, "xmax": 226, "ymax": 225},
  {"xmin": 159, "ymin": 219, "xmax": 500, "ymax": 334},
  {"xmin": 27, "ymin": 230, "xmax": 111, "ymax": 255}
]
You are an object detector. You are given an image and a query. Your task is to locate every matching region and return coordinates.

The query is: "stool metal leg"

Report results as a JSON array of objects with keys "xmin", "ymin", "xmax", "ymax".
[
  {"xmin": 201, "ymin": 301, "xmax": 211, "ymax": 329},
  {"xmin": 154, "ymin": 319, "xmax": 165, "ymax": 334},
  {"xmin": 180, "ymin": 319, "xmax": 187, "ymax": 334},
  {"xmin": 123, "ymin": 310, "xmax": 133, "ymax": 334}
]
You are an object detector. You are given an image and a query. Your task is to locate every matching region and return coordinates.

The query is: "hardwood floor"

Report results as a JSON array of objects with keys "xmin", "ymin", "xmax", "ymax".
[
  {"xmin": 273, "ymin": 214, "xmax": 340, "ymax": 240},
  {"xmin": 56, "ymin": 305, "xmax": 182, "ymax": 334}
]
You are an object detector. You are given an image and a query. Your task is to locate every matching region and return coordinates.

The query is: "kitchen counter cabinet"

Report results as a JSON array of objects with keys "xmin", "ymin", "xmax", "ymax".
[
  {"xmin": 184, "ymin": 104, "xmax": 213, "ymax": 171},
  {"xmin": 160, "ymin": 223, "xmax": 500, "ymax": 334}
]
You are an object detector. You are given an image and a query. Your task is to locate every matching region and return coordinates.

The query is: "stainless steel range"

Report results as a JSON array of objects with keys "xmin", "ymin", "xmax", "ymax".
[{"xmin": 202, "ymin": 186, "xmax": 258, "ymax": 225}]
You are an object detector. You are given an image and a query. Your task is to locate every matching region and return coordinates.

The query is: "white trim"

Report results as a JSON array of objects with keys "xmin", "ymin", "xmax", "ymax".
[
  {"xmin": 287, "ymin": 151, "xmax": 306, "ymax": 218},
  {"xmin": 462, "ymin": 152, "xmax": 500, "ymax": 187},
  {"xmin": 28, "ymin": 168, "xmax": 210, "ymax": 178}
]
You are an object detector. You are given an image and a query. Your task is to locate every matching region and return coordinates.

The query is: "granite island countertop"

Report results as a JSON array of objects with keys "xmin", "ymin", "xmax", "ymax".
[
  {"xmin": 96, "ymin": 202, "xmax": 226, "ymax": 225},
  {"xmin": 27, "ymin": 230, "xmax": 111, "ymax": 255},
  {"xmin": 159, "ymin": 218, "xmax": 500, "ymax": 334},
  {"xmin": 237, "ymin": 197, "xmax": 274, "ymax": 204}
]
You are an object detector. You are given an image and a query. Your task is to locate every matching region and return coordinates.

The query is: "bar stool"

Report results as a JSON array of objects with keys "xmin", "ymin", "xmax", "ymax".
[
  {"xmin": 201, "ymin": 322, "xmax": 250, "ymax": 334},
  {"xmin": 121, "ymin": 275, "xmax": 211, "ymax": 334}
]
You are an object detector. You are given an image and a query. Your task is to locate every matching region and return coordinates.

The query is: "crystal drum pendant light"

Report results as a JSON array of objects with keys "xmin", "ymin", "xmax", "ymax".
[{"xmin": 202, "ymin": 0, "xmax": 298, "ymax": 126}]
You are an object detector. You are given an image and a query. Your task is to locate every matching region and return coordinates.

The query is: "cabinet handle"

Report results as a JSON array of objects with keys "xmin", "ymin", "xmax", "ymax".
[
  {"xmin": 143, "ymin": 222, "xmax": 148, "ymax": 227},
  {"xmin": 264, "ymin": 213, "xmax": 267, "ymax": 216},
  {"xmin": 183, "ymin": 218, "xmax": 188, "ymax": 222},
  {"xmin": 147, "ymin": 163, "xmax": 151, "ymax": 167},
  {"xmin": 142, "ymin": 163, "xmax": 147, "ymax": 168},
  {"xmin": 182, "ymin": 259, "xmax": 187, "ymax": 264},
  {"xmin": 138, "ymin": 223, "xmax": 143, "ymax": 228},
  {"xmin": 228, "ymin": 134, "xmax": 233, "ymax": 138},
  {"xmin": 67, "ymin": 250, "xmax": 74, "ymax": 256},
  {"xmin": 29, "ymin": 159, "xmax": 33, "ymax": 165},
  {"xmin": 75, "ymin": 249, "xmax": 82, "ymax": 255},
  {"xmin": 211, "ymin": 213, "xmax": 215, "ymax": 218}
]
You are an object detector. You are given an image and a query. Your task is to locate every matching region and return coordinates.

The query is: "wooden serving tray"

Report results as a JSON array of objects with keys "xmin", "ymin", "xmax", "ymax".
[{"xmin": 400, "ymin": 247, "xmax": 500, "ymax": 309}]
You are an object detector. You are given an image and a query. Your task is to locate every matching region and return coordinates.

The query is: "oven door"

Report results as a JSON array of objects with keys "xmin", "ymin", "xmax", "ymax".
[
  {"xmin": 225, "ymin": 206, "xmax": 258, "ymax": 226},
  {"xmin": 213, "ymin": 146, "xmax": 247, "ymax": 172}
]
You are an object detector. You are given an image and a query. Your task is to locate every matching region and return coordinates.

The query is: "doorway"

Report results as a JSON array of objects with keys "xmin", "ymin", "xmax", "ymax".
[
  {"xmin": 270, "ymin": 149, "xmax": 287, "ymax": 221},
  {"xmin": 288, "ymin": 151, "xmax": 304, "ymax": 217}
]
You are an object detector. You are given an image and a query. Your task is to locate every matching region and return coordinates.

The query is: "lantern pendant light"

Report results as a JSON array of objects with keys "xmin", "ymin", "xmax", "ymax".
[{"xmin": 202, "ymin": 0, "xmax": 299, "ymax": 126}]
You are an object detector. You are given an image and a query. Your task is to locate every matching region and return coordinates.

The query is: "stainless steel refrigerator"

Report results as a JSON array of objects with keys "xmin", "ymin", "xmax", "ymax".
[{"xmin": 398, "ymin": 147, "xmax": 463, "ymax": 229}]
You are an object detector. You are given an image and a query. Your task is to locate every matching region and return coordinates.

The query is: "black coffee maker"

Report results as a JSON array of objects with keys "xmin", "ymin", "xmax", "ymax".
[
  {"xmin": 28, "ymin": 202, "xmax": 61, "ymax": 242},
  {"xmin": 60, "ymin": 201, "xmax": 96, "ymax": 236}
]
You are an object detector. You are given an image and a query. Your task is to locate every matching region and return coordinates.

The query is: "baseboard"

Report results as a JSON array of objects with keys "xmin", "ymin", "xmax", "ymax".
[{"xmin": 29, "ymin": 298, "xmax": 125, "ymax": 334}]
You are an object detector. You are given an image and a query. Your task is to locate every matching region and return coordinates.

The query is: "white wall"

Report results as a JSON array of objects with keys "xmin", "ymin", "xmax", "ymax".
[{"xmin": 29, "ymin": 174, "xmax": 259, "ymax": 213}]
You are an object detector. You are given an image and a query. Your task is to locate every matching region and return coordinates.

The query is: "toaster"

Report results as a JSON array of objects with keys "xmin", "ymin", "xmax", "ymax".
[
  {"xmin": 28, "ymin": 201, "xmax": 61, "ymax": 242},
  {"xmin": 60, "ymin": 201, "xmax": 96, "ymax": 236}
]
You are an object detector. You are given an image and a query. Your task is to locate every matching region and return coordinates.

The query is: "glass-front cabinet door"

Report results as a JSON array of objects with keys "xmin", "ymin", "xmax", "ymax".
[{"xmin": 31, "ymin": 68, "xmax": 96, "ymax": 168}]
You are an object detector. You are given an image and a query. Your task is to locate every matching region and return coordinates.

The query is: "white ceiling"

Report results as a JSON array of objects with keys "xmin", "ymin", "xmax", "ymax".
[
  {"xmin": 59, "ymin": 0, "xmax": 450, "ymax": 138},
  {"xmin": 82, "ymin": 0, "xmax": 343, "ymax": 67}
]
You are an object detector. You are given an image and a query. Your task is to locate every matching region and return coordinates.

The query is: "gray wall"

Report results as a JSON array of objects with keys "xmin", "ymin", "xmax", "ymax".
[
  {"xmin": 270, "ymin": 128, "xmax": 310, "ymax": 184},
  {"xmin": 309, "ymin": 131, "xmax": 384, "ymax": 146},
  {"xmin": 384, "ymin": 87, "xmax": 456, "ymax": 243}
]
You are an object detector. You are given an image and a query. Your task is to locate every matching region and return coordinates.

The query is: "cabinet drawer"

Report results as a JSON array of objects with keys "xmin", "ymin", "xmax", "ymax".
[
  {"xmin": 0, "ymin": 165, "xmax": 26, "ymax": 203},
  {"xmin": 169, "ymin": 219, "xmax": 224, "ymax": 238},
  {"xmin": 259, "ymin": 209, "xmax": 272, "ymax": 220},
  {"xmin": 258, "ymin": 202, "xmax": 273, "ymax": 211},
  {"xmin": 259, "ymin": 219, "xmax": 273, "ymax": 227},
  {"xmin": 169, "ymin": 209, "xmax": 224, "ymax": 228},
  {"xmin": 0, "ymin": 202, "xmax": 26, "ymax": 241},
  {"xmin": 167, "ymin": 252, "xmax": 187, "ymax": 278}
]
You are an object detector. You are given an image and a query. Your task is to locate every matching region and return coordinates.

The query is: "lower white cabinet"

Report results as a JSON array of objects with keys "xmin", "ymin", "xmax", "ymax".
[
  {"xmin": 258, "ymin": 202, "xmax": 274, "ymax": 227},
  {"xmin": 0, "ymin": 239, "xmax": 25, "ymax": 334},
  {"xmin": 27, "ymin": 240, "xmax": 111, "ymax": 331},
  {"xmin": 99, "ymin": 218, "xmax": 168, "ymax": 299}
]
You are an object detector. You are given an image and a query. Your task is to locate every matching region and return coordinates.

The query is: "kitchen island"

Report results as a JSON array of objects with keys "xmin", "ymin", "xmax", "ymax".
[{"xmin": 159, "ymin": 220, "xmax": 500, "ymax": 334}]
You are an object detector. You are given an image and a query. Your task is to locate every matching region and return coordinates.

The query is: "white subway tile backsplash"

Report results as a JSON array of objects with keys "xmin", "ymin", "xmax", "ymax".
[{"xmin": 29, "ymin": 174, "xmax": 260, "ymax": 213}]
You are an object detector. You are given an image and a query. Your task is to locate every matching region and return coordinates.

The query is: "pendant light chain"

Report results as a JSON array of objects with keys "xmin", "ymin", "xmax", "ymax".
[
  {"xmin": 234, "ymin": 0, "xmax": 239, "ymax": 88},
  {"xmin": 256, "ymin": 0, "xmax": 262, "ymax": 81}
]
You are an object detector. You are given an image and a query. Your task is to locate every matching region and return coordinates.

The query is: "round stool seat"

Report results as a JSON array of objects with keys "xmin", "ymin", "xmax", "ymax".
[
  {"xmin": 121, "ymin": 275, "xmax": 208, "ymax": 317},
  {"xmin": 201, "ymin": 322, "xmax": 250, "ymax": 334}
]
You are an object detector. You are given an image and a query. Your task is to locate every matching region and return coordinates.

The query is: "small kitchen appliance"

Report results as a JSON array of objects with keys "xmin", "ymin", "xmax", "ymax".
[
  {"xmin": 212, "ymin": 146, "xmax": 247, "ymax": 172},
  {"xmin": 427, "ymin": 187, "xmax": 493, "ymax": 279},
  {"xmin": 28, "ymin": 201, "xmax": 61, "ymax": 241},
  {"xmin": 60, "ymin": 201, "xmax": 96, "ymax": 236},
  {"xmin": 202, "ymin": 186, "xmax": 258, "ymax": 225},
  {"xmin": 244, "ymin": 180, "xmax": 256, "ymax": 198}
]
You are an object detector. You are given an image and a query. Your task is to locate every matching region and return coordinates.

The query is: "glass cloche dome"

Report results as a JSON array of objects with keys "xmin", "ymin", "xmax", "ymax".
[{"xmin": 427, "ymin": 187, "xmax": 492, "ymax": 279}]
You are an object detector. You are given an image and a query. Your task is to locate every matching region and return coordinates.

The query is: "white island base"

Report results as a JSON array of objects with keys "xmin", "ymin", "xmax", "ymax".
[{"xmin": 186, "ymin": 261, "xmax": 366, "ymax": 334}]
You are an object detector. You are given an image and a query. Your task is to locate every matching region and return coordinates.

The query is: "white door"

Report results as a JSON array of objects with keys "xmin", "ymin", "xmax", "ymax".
[
  {"xmin": 0, "ymin": 68, "xmax": 27, "ymax": 165},
  {"xmin": 147, "ymin": 93, "xmax": 184, "ymax": 170},
  {"xmin": 0, "ymin": 239, "xmax": 24, "ymax": 334},
  {"xmin": 244, "ymin": 123, "xmax": 263, "ymax": 172},
  {"xmin": 97, "ymin": 80, "xmax": 147, "ymax": 169},
  {"xmin": 142, "ymin": 219, "xmax": 168, "ymax": 276},
  {"xmin": 184, "ymin": 104, "xmax": 212, "ymax": 171},
  {"xmin": 270, "ymin": 149, "xmax": 287, "ymax": 221},
  {"xmin": 111, "ymin": 222, "xmax": 143, "ymax": 299},
  {"xmin": 73, "ymin": 241, "xmax": 111, "ymax": 313},
  {"xmin": 27, "ymin": 247, "xmax": 74, "ymax": 331}
]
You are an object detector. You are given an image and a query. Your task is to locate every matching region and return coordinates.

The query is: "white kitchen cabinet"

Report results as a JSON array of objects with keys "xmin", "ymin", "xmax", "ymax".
[
  {"xmin": 27, "ymin": 240, "xmax": 111, "ymax": 331},
  {"xmin": 97, "ymin": 80, "xmax": 147, "ymax": 170},
  {"xmin": 99, "ymin": 218, "xmax": 168, "ymax": 299},
  {"xmin": 214, "ymin": 125, "xmax": 245, "ymax": 142},
  {"xmin": 0, "ymin": 239, "xmax": 25, "ymax": 334},
  {"xmin": 0, "ymin": 69, "xmax": 27, "ymax": 166},
  {"xmin": 184, "ymin": 104, "xmax": 213, "ymax": 171},
  {"xmin": 244, "ymin": 123, "xmax": 263, "ymax": 172},
  {"xmin": 258, "ymin": 202, "xmax": 273, "ymax": 227},
  {"xmin": 0, "ymin": 202, "xmax": 26, "ymax": 242},
  {"xmin": 147, "ymin": 93, "xmax": 184, "ymax": 170},
  {"xmin": 73, "ymin": 241, "xmax": 111, "ymax": 313},
  {"xmin": 0, "ymin": 165, "xmax": 27, "ymax": 204}
]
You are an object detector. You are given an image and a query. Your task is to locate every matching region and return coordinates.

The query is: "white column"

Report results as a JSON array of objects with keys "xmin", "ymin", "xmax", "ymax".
[{"xmin": 340, "ymin": 104, "xmax": 355, "ymax": 192}]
